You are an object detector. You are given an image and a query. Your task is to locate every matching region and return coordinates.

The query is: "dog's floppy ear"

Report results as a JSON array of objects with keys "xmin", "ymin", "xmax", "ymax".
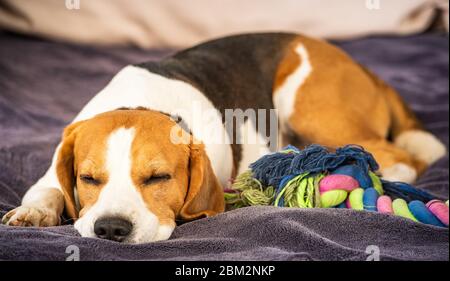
[
  {"xmin": 56, "ymin": 121, "xmax": 85, "ymax": 220},
  {"xmin": 179, "ymin": 143, "xmax": 225, "ymax": 221}
]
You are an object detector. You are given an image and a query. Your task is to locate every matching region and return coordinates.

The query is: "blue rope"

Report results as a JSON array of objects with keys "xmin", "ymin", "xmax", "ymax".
[
  {"xmin": 249, "ymin": 144, "xmax": 437, "ymax": 203},
  {"xmin": 250, "ymin": 144, "xmax": 378, "ymax": 188},
  {"xmin": 382, "ymin": 180, "xmax": 437, "ymax": 202}
]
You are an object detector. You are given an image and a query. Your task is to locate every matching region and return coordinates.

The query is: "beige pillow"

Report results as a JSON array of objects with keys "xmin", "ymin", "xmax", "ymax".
[{"xmin": 0, "ymin": 0, "xmax": 446, "ymax": 48}]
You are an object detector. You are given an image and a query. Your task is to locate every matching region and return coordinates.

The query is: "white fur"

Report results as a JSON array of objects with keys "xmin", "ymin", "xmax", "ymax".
[
  {"xmin": 74, "ymin": 127, "xmax": 173, "ymax": 243},
  {"xmin": 273, "ymin": 43, "xmax": 312, "ymax": 127},
  {"xmin": 381, "ymin": 163, "xmax": 417, "ymax": 184},
  {"xmin": 72, "ymin": 66, "xmax": 233, "ymax": 187},
  {"xmin": 22, "ymin": 144, "xmax": 63, "ymax": 205},
  {"xmin": 153, "ymin": 224, "xmax": 176, "ymax": 241},
  {"xmin": 237, "ymin": 119, "xmax": 271, "ymax": 175},
  {"xmin": 20, "ymin": 65, "xmax": 233, "ymax": 242},
  {"xmin": 395, "ymin": 130, "xmax": 447, "ymax": 165}
]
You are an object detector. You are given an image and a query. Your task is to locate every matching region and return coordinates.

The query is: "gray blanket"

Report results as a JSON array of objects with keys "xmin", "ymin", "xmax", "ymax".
[{"xmin": 0, "ymin": 32, "xmax": 448, "ymax": 261}]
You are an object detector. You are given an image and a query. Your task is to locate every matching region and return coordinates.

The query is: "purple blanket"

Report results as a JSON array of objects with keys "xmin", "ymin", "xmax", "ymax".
[{"xmin": 0, "ymin": 32, "xmax": 448, "ymax": 261}]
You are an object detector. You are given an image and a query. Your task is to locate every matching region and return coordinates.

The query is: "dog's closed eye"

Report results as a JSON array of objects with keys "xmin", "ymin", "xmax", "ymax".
[
  {"xmin": 79, "ymin": 174, "xmax": 102, "ymax": 186},
  {"xmin": 142, "ymin": 174, "xmax": 171, "ymax": 186}
]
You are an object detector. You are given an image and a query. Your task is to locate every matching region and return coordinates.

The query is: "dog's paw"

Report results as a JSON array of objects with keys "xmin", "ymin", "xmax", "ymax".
[
  {"xmin": 2, "ymin": 206, "xmax": 60, "ymax": 227},
  {"xmin": 381, "ymin": 163, "xmax": 417, "ymax": 184},
  {"xmin": 395, "ymin": 130, "xmax": 447, "ymax": 165}
]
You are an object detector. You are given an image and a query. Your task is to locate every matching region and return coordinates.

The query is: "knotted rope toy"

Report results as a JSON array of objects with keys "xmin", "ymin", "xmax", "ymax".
[{"xmin": 225, "ymin": 145, "xmax": 449, "ymax": 227}]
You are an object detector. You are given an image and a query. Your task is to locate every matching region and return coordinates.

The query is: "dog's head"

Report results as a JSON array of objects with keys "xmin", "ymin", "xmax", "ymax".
[{"xmin": 56, "ymin": 109, "xmax": 224, "ymax": 243}]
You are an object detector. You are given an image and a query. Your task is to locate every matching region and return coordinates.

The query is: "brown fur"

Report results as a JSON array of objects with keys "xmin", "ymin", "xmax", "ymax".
[
  {"xmin": 274, "ymin": 39, "xmax": 302, "ymax": 90},
  {"xmin": 179, "ymin": 143, "xmax": 225, "ymax": 221},
  {"xmin": 274, "ymin": 35, "xmax": 426, "ymax": 173},
  {"xmin": 56, "ymin": 109, "xmax": 224, "ymax": 223}
]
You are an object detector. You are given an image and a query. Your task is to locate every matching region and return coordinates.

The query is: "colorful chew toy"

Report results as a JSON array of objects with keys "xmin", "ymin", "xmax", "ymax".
[{"xmin": 225, "ymin": 145, "xmax": 449, "ymax": 228}]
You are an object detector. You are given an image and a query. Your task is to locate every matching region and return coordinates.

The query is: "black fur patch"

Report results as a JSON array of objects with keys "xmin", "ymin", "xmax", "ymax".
[{"xmin": 136, "ymin": 33, "xmax": 297, "ymax": 171}]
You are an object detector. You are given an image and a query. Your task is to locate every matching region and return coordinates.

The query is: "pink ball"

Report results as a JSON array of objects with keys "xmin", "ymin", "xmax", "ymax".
[
  {"xmin": 426, "ymin": 200, "xmax": 449, "ymax": 226},
  {"xmin": 377, "ymin": 196, "xmax": 393, "ymax": 214},
  {"xmin": 319, "ymin": 174, "xmax": 359, "ymax": 193}
]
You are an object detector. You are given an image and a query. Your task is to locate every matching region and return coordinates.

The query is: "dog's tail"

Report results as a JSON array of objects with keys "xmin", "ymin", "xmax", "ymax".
[
  {"xmin": 371, "ymin": 70, "xmax": 447, "ymax": 170},
  {"xmin": 360, "ymin": 67, "xmax": 420, "ymax": 138},
  {"xmin": 380, "ymin": 81, "xmax": 421, "ymax": 139}
]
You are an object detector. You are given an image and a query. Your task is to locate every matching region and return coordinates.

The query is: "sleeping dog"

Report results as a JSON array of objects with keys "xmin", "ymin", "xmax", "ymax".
[{"xmin": 2, "ymin": 33, "xmax": 446, "ymax": 243}]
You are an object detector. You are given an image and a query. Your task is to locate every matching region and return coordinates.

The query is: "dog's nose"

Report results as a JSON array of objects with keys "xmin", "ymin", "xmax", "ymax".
[{"xmin": 94, "ymin": 217, "xmax": 132, "ymax": 242}]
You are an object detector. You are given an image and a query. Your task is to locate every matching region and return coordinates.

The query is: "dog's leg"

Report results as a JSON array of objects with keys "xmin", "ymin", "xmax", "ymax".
[
  {"xmin": 394, "ymin": 130, "xmax": 447, "ymax": 167},
  {"xmin": 3, "ymin": 66, "xmax": 153, "ymax": 227},
  {"xmin": 272, "ymin": 38, "xmax": 445, "ymax": 185},
  {"xmin": 2, "ymin": 148, "xmax": 64, "ymax": 227},
  {"xmin": 355, "ymin": 139, "xmax": 427, "ymax": 184},
  {"xmin": 377, "ymin": 76, "xmax": 447, "ymax": 167}
]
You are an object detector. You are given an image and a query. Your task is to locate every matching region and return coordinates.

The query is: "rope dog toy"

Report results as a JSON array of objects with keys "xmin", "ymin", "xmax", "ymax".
[{"xmin": 225, "ymin": 145, "xmax": 449, "ymax": 227}]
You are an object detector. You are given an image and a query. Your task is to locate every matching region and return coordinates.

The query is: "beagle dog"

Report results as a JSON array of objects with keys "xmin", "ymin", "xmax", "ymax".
[{"xmin": 2, "ymin": 33, "xmax": 446, "ymax": 243}]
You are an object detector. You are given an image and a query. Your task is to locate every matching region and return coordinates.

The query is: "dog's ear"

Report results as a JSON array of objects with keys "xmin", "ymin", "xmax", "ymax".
[
  {"xmin": 56, "ymin": 121, "xmax": 85, "ymax": 220},
  {"xmin": 178, "ymin": 143, "xmax": 225, "ymax": 221}
]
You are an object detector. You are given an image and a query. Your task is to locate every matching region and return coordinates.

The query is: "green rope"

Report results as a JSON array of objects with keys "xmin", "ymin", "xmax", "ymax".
[
  {"xmin": 313, "ymin": 174, "xmax": 324, "ymax": 208},
  {"xmin": 226, "ymin": 171, "xmax": 328, "ymax": 209},
  {"xmin": 274, "ymin": 173, "xmax": 309, "ymax": 207},
  {"xmin": 369, "ymin": 171, "xmax": 384, "ymax": 195},
  {"xmin": 241, "ymin": 186, "xmax": 275, "ymax": 206},
  {"xmin": 232, "ymin": 170, "xmax": 263, "ymax": 192},
  {"xmin": 293, "ymin": 176, "xmax": 308, "ymax": 208},
  {"xmin": 226, "ymin": 170, "xmax": 275, "ymax": 207}
]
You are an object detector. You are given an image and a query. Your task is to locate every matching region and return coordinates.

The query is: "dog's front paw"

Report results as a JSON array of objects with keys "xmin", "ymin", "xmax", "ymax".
[{"xmin": 2, "ymin": 206, "xmax": 60, "ymax": 227}]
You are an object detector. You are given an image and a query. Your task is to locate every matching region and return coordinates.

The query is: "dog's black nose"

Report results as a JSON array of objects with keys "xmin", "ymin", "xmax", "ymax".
[{"xmin": 94, "ymin": 217, "xmax": 132, "ymax": 242}]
